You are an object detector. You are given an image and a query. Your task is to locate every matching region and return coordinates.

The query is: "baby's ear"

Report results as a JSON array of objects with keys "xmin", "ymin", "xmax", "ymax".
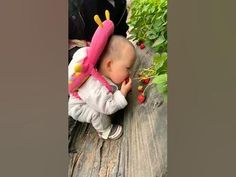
[{"xmin": 105, "ymin": 58, "xmax": 112, "ymax": 71}]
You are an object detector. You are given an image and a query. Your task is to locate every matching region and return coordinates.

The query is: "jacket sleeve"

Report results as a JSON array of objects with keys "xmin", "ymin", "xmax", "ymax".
[{"xmin": 78, "ymin": 78, "xmax": 128, "ymax": 115}]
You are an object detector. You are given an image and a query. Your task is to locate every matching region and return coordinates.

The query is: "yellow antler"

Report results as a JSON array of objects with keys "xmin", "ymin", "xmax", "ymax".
[
  {"xmin": 94, "ymin": 15, "xmax": 103, "ymax": 28},
  {"xmin": 105, "ymin": 10, "xmax": 110, "ymax": 20}
]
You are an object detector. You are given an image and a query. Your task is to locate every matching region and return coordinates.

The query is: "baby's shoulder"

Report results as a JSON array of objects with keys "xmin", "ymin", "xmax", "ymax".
[{"xmin": 80, "ymin": 76, "xmax": 104, "ymax": 90}]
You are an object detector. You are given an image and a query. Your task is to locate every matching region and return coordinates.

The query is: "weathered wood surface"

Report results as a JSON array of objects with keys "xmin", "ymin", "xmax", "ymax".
[{"xmin": 68, "ymin": 47, "xmax": 167, "ymax": 177}]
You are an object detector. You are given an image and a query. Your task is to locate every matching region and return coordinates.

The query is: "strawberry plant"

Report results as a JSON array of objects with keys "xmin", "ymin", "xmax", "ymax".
[
  {"xmin": 129, "ymin": 0, "xmax": 168, "ymax": 102},
  {"xmin": 136, "ymin": 53, "xmax": 167, "ymax": 101},
  {"xmin": 128, "ymin": 0, "xmax": 167, "ymax": 53}
]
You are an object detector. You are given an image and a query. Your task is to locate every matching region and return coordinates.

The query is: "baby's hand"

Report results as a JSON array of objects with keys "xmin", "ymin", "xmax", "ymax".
[{"xmin": 120, "ymin": 77, "xmax": 132, "ymax": 97}]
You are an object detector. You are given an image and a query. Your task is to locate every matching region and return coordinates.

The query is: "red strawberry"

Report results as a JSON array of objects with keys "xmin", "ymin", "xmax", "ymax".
[
  {"xmin": 125, "ymin": 78, "xmax": 129, "ymax": 84},
  {"xmin": 136, "ymin": 40, "xmax": 144, "ymax": 46},
  {"xmin": 137, "ymin": 94, "xmax": 145, "ymax": 104},
  {"xmin": 142, "ymin": 78, "xmax": 150, "ymax": 84},
  {"xmin": 137, "ymin": 85, "xmax": 144, "ymax": 92},
  {"xmin": 140, "ymin": 43, "xmax": 145, "ymax": 49}
]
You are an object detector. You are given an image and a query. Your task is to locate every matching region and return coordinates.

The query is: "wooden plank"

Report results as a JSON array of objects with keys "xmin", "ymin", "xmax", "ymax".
[{"xmin": 68, "ymin": 47, "xmax": 167, "ymax": 177}]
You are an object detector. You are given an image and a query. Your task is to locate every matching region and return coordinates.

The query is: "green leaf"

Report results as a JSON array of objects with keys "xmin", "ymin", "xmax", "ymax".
[
  {"xmin": 153, "ymin": 73, "xmax": 167, "ymax": 85},
  {"xmin": 154, "ymin": 19, "xmax": 163, "ymax": 29},
  {"xmin": 156, "ymin": 83, "xmax": 167, "ymax": 94},
  {"xmin": 161, "ymin": 52, "xmax": 167, "ymax": 58},
  {"xmin": 146, "ymin": 32, "xmax": 157, "ymax": 40},
  {"xmin": 152, "ymin": 36, "xmax": 165, "ymax": 47},
  {"xmin": 154, "ymin": 52, "xmax": 167, "ymax": 63},
  {"xmin": 153, "ymin": 53, "xmax": 161, "ymax": 58}
]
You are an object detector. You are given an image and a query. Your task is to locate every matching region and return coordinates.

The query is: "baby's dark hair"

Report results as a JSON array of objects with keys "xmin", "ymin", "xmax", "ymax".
[{"xmin": 96, "ymin": 35, "xmax": 135, "ymax": 69}]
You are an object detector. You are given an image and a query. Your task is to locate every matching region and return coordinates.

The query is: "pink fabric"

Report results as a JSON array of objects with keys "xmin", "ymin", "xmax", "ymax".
[
  {"xmin": 68, "ymin": 68, "xmax": 90, "ymax": 93},
  {"xmin": 72, "ymin": 92, "xmax": 81, "ymax": 99},
  {"xmin": 87, "ymin": 20, "xmax": 114, "ymax": 66}
]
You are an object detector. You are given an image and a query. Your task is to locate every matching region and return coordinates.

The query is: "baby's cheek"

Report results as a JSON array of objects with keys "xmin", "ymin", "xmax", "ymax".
[
  {"xmin": 125, "ymin": 72, "xmax": 130, "ymax": 79},
  {"xmin": 123, "ymin": 69, "xmax": 128, "ymax": 76},
  {"xmin": 122, "ymin": 72, "xmax": 128, "ymax": 79},
  {"xmin": 116, "ymin": 75, "xmax": 125, "ymax": 84}
]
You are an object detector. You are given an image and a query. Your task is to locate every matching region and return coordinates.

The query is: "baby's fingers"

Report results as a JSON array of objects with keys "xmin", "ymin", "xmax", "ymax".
[
  {"xmin": 129, "ymin": 78, "xmax": 132, "ymax": 84},
  {"xmin": 125, "ymin": 77, "xmax": 132, "ymax": 85},
  {"xmin": 121, "ymin": 80, "xmax": 127, "ymax": 87}
]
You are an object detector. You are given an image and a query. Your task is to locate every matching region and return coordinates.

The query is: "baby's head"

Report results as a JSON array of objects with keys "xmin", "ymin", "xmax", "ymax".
[{"xmin": 97, "ymin": 35, "xmax": 136, "ymax": 85}]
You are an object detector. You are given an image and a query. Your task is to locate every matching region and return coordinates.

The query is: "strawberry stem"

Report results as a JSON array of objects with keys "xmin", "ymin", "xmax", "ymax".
[{"xmin": 143, "ymin": 82, "xmax": 155, "ymax": 95}]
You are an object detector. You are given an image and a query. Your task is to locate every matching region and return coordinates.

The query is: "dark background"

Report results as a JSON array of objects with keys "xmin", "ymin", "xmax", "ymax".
[{"xmin": 0, "ymin": 0, "xmax": 236, "ymax": 176}]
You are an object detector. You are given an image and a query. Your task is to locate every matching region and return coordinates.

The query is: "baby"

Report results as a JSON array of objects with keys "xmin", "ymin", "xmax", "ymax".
[{"xmin": 68, "ymin": 35, "xmax": 136, "ymax": 140}]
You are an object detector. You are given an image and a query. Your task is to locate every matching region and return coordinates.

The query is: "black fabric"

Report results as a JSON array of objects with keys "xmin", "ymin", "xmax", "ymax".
[
  {"xmin": 69, "ymin": 0, "xmax": 128, "ymax": 41},
  {"xmin": 68, "ymin": 0, "xmax": 128, "ymax": 64},
  {"xmin": 69, "ymin": 0, "xmax": 85, "ymax": 39},
  {"xmin": 68, "ymin": 46, "xmax": 81, "ymax": 64}
]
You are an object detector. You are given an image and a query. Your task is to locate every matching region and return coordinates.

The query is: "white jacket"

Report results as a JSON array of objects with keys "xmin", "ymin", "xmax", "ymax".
[{"xmin": 68, "ymin": 75, "xmax": 128, "ymax": 119}]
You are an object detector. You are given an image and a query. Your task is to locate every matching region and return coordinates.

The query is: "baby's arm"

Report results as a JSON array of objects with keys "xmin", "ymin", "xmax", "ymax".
[{"xmin": 79, "ymin": 80, "xmax": 128, "ymax": 115}]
